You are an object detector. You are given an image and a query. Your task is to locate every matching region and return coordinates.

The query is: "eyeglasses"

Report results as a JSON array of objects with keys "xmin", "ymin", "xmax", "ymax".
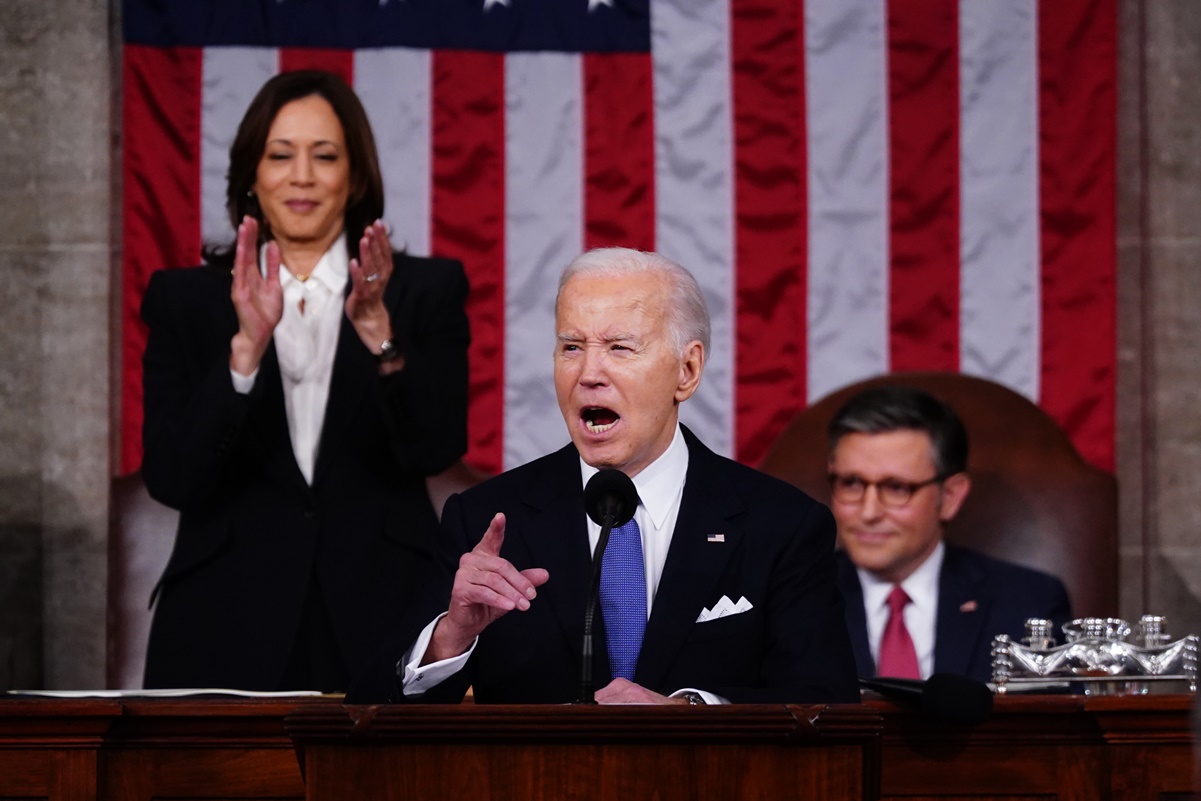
[{"xmin": 827, "ymin": 472, "xmax": 944, "ymax": 508}]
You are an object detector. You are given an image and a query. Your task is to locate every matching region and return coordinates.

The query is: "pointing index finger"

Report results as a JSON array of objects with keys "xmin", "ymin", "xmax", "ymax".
[{"xmin": 474, "ymin": 513, "xmax": 506, "ymax": 557}]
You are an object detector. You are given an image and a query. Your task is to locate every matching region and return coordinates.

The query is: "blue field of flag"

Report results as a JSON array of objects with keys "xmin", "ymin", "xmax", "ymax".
[{"xmin": 123, "ymin": 0, "xmax": 652, "ymax": 53}]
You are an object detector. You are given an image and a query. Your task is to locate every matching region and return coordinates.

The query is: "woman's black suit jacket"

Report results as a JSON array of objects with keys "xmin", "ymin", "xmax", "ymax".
[{"xmin": 140, "ymin": 251, "xmax": 469, "ymax": 690}]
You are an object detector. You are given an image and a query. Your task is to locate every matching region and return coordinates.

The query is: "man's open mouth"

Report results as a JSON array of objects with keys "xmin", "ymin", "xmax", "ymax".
[{"xmin": 582, "ymin": 407, "xmax": 620, "ymax": 434}]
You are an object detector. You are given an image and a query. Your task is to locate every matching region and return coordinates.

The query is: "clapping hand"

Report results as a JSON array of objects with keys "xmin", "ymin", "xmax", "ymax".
[
  {"xmin": 346, "ymin": 220, "xmax": 398, "ymax": 366},
  {"xmin": 229, "ymin": 216, "xmax": 282, "ymax": 376}
]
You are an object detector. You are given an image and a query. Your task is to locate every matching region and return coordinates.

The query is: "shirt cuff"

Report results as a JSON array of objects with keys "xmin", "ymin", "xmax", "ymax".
[
  {"xmin": 400, "ymin": 613, "xmax": 477, "ymax": 697},
  {"xmin": 230, "ymin": 367, "xmax": 258, "ymax": 394},
  {"xmin": 669, "ymin": 688, "xmax": 729, "ymax": 705}
]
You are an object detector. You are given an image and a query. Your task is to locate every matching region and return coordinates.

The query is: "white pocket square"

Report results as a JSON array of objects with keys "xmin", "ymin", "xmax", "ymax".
[{"xmin": 696, "ymin": 595, "xmax": 754, "ymax": 623}]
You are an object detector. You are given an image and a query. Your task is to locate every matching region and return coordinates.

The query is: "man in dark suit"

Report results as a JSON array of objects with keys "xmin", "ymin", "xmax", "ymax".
[
  {"xmin": 827, "ymin": 386, "xmax": 1072, "ymax": 685},
  {"xmin": 352, "ymin": 247, "xmax": 858, "ymax": 705}
]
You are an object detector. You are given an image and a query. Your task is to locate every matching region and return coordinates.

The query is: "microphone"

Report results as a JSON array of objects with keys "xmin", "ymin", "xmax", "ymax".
[
  {"xmin": 576, "ymin": 469, "xmax": 639, "ymax": 704},
  {"xmin": 859, "ymin": 673, "xmax": 994, "ymax": 725},
  {"xmin": 584, "ymin": 468, "xmax": 639, "ymax": 528}
]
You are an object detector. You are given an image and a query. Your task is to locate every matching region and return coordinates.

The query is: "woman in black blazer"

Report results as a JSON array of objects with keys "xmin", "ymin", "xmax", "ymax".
[{"xmin": 140, "ymin": 70, "xmax": 469, "ymax": 691}]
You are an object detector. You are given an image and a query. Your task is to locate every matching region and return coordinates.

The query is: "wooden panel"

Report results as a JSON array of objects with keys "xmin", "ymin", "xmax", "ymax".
[
  {"xmin": 100, "ymin": 699, "xmax": 311, "ymax": 800},
  {"xmin": 1108, "ymin": 745, "xmax": 1197, "ymax": 801},
  {"xmin": 0, "ymin": 693, "xmax": 1196, "ymax": 801},
  {"xmin": 102, "ymin": 749, "xmax": 303, "ymax": 800},
  {"xmin": 881, "ymin": 744, "xmax": 1107, "ymax": 800},
  {"xmin": 290, "ymin": 704, "xmax": 882, "ymax": 801},
  {"xmin": 0, "ymin": 750, "xmax": 96, "ymax": 801},
  {"xmin": 0, "ymin": 699, "xmax": 115, "ymax": 801},
  {"xmin": 305, "ymin": 742, "xmax": 865, "ymax": 801},
  {"xmin": 0, "ymin": 697, "xmax": 319, "ymax": 801},
  {"xmin": 870, "ymin": 694, "xmax": 1199, "ymax": 801}
]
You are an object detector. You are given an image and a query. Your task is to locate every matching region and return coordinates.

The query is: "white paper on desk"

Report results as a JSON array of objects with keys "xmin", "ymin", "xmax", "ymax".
[{"xmin": 5, "ymin": 688, "xmax": 326, "ymax": 698}]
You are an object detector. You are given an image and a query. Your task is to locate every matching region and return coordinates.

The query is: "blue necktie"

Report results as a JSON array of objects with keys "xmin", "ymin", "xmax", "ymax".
[{"xmin": 599, "ymin": 517, "xmax": 647, "ymax": 681}]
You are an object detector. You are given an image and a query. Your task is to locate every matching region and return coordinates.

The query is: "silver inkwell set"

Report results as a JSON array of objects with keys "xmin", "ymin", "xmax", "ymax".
[{"xmin": 992, "ymin": 615, "xmax": 1198, "ymax": 695}]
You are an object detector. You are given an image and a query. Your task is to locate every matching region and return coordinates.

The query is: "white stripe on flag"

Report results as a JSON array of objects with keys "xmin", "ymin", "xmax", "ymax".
[
  {"xmin": 503, "ymin": 52, "xmax": 583, "ymax": 469},
  {"xmin": 356, "ymin": 49, "xmax": 432, "ymax": 256},
  {"xmin": 804, "ymin": 0, "xmax": 890, "ymax": 402},
  {"xmin": 652, "ymin": 0, "xmax": 735, "ymax": 457},
  {"xmin": 202, "ymin": 48, "xmax": 277, "ymax": 248},
  {"xmin": 959, "ymin": 0, "xmax": 1040, "ymax": 400}
]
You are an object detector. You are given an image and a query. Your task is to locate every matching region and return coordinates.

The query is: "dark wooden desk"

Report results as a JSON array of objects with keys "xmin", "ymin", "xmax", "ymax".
[
  {"xmin": 869, "ymin": 693, "xmax": 1199, "ymax": 801},
  {"xmin": 0, "ymin": 698, "xmax": 117, "ymax": 801},
  {"xmin": 0, "ymin": 694, "xmax": 1195, "ymax": 800},
  {"xmin": 0, "ymin": 697, "xmax": 317, "ymax": 801},
  {"xmin": 287, "ymin": 702, "xmax": 882, "ymax": 801}
]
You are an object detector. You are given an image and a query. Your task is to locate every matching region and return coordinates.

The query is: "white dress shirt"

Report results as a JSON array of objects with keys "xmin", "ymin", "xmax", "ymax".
[
  {"xmin": 230, "ymin": 235, "xmax": 347, "ymax": 485},
  {"xmin": 858, "ymin": 540, "xmax": 945, "ymax": 680},
  {"xmin": 579, "ymin": 423, "xmax": 688, "ymax": 614},
  {"xmin": 402, "ymin": 424, "xmax": 723, "ymax": 702}
]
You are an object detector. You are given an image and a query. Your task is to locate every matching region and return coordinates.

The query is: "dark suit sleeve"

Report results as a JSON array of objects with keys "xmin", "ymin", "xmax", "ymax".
[
  {"xmin": 712, "ymin": 501, "xmax": 860, "ymax": 704},
  {"xmin": 347, "ymin": 490, "xmax": 476, "ymax": 704},
  {"xmin": 140, "ymin": 268, "xmax": 254, "ymax": 512},
  {"xmin": 376, "ymin": 256, "xmax": 470, "ymax": 476}
]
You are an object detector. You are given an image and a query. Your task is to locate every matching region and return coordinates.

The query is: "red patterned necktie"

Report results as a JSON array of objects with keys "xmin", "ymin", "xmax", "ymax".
[{"xmin": 877, "ymin": 585, "xmax": 921, "ymax": 679}]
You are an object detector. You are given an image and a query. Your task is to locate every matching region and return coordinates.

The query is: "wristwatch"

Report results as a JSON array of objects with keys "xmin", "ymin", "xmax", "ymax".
[
  {"xmin": 375, "ymin": 338, "xmax": 402, "ymax": 363},
  {"xmin": 679, "ymin": 691, "xmax": 706, "ymax": 706}
]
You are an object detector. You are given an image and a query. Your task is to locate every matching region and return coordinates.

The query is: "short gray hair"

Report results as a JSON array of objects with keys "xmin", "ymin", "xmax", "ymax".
[{"xmin": 556, "ymin": 247, "xmax": 711, "ymax": 358}]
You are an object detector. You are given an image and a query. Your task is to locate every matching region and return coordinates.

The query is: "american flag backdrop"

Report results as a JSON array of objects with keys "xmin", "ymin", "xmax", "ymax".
[{"xmin": 119, "ymin": 0, "xmax": 1116, "ymax": 478}]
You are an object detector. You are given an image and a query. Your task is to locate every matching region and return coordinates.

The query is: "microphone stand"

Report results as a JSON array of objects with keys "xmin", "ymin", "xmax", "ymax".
[{"xmin": 576, "ymin": 514, "xmax": 615, "ymax": 704}]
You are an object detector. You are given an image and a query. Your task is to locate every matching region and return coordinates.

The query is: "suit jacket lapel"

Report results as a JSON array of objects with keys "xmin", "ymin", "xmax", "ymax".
[
  {"xmin": 310, "ymin": 259, "xmax": 407, "ymax": 488},
  {"xmin": 934, "ymin": 547, "xmax": 989, "ymax": 676},
  {"xmin": 635, "ymin": 431, "xmax": 743, "ymax": 692},
  {"xmin": 252, "ymin": 343, "xmax": 311, "ymax": 494},
  {"xmin": 214, "ymin": 264, "xmax": 308, "ymax": 494},
  {"xmin": 835, "ymin": 553, "xmax": 874, "ymax": 677},
  {"xmin": 509, "ymin": 446, "xmax": 596, "ymax": 659},
  {"xmin": 310, "ymin": 313, "xmax": 371, "ymax": 487},
  {"xmin": 218, "ymin": 265, "xmax": 306, "ymax": 494}
]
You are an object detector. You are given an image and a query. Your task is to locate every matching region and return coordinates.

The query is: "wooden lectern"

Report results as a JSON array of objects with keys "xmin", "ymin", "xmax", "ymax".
[
  {"xmin": 287, "ymin": 703, "xmax": 883, "ymax": 801},
  {"xmin": 1, "ymin": 695, "xmax": 1195, "ymax": 799}
]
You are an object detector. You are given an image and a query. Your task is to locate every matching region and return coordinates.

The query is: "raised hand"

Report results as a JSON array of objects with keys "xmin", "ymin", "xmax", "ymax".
[
  {"xmin": 229, "ymin": 216, "xmax": 283, "ymax": 375},
  {"xmin": 425, "ymin": 513, "xmax": 550, "ymax": 663},
  {"xmin": 346, "ymin": 220, "xmax": 396, "ymax": 361}
]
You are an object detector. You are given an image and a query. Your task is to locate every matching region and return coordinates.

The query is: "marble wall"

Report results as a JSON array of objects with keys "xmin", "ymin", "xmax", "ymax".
[
  {"xmin": 0, "ymin": 0, "xmax": 1197, "ymax": 688},
  {"xmin": 1117, "ymin": 0, "xmax": 1201, "ymax": 644},
  {"xmin": 0, "ymin": 0, "xmax": 113, "ymax": 689}
]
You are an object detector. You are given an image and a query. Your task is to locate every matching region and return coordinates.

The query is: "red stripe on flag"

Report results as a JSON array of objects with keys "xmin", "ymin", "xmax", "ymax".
[
  {"xmin": 431, "ymin": 51, "xmax": 506, "ymax": 474},
  {"xmin": 583, "ymin": 53, "xmax": 655, "ymax": 252},
  {"xmin": 887, "ymin": 0, "xmax": 960, "ymax": 372},
  {"xmin": 1038, "ymin": 0, "xmax": 1117, "ymax": 471},
  {"xmin": 120, "ymin": 45, "xmax": 204, "ymax": 475},
  {"xmin": 732, "ymin": 0, "xmax": 808, "ymax": 465},
  {"xmin": 279, "ymin": 48, "xmax": 354, "ymax": 84}
]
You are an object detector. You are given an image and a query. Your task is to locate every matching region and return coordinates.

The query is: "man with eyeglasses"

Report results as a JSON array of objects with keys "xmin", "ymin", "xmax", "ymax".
[{"xmin": 827, "ymin": 386, "xmax": 1071, "ymax": 685}]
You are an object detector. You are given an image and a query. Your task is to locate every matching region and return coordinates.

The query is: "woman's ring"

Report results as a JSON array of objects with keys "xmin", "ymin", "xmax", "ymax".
[{"xmin": 364, "ymin": 273, "xmax": 380, "ymax": 283}]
